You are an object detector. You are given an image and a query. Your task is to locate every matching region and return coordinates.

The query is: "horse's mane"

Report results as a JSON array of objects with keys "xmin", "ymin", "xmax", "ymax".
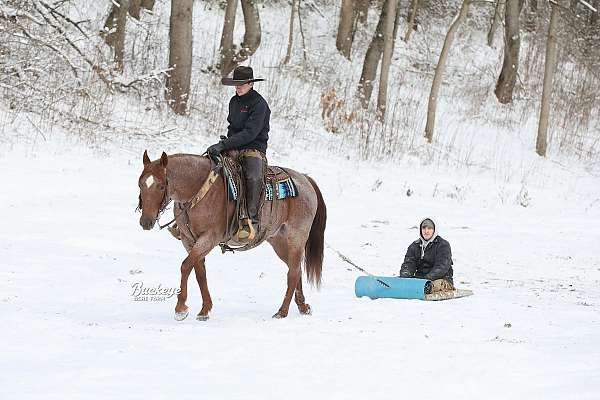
[{"xmin": 168, "ymin": 153, "xmax": 208, "ymax": 160}]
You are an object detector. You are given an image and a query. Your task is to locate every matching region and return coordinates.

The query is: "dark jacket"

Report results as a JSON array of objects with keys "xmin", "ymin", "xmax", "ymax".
[
  {"xmin": 399, "ymin": 236, "xmax": 454, "ymax": 283},
  {"xmin": 221, "ymin": 89, "xmax": 270, "ymax": 154}
]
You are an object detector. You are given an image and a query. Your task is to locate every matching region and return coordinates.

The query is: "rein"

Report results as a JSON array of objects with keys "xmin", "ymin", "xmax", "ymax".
[{"xmin": 157, "ymin": 157, "xmax": 223, "ymax": 230}]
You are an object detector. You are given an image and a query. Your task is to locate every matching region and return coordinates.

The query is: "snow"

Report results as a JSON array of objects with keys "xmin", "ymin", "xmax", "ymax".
[{"xmin": 1, "ymin": 117, "xmax": 600, "ymax": 399}]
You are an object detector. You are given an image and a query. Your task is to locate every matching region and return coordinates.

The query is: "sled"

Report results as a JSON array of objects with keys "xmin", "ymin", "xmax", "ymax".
[{"xmin": 354, "ymin": 276, "xmax": 473, "ymax": 301}]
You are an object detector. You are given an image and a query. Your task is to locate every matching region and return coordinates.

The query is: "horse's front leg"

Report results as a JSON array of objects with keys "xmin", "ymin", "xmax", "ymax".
[
  {"xmin": 174, "ymin": 256, "xmax": 194, "ymax": 321},
  {"xmin": 174, "ymin": 232, "xmax": 218, "ymax": 322},
  {"xmin": 194, "ymin": 257, "xmax": 212, "ymax": 321}
]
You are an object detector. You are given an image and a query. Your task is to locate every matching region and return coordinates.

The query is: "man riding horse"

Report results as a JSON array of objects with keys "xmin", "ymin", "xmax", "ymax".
[{"xmin": 207, "ymin": 66, "xmax": 270, "ymax": 241}]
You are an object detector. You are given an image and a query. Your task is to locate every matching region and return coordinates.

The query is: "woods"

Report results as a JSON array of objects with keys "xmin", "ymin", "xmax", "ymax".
[{"xmin": 1, "ymin": 0, "xmax": 599, "ymax": 159}]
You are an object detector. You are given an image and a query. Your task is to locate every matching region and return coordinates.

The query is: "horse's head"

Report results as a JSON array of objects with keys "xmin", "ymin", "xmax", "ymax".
[{"xmin": 138, "ymin": 150, "xmax": 169, "ymax": 230}]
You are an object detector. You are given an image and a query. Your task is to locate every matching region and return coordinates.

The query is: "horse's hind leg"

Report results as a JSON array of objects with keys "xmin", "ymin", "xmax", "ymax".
[
  {"xmin": 274, "ymin": 249, "xmax": 302, "ymax": 319},
  {"xmin": 269, "ymin": 235, "xmax": 307, "ymax": 318},
  {"xmin": 294, "ymin": 276, "xmax": 312, "ymax": 315}
]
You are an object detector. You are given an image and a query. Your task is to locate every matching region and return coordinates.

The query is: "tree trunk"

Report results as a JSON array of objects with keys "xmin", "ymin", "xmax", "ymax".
[
  {"xmin": 536, "ymin": 1, "xmax": 560, "ymax": 157},
  {"xmin": 113, "ymin": 0, "xmax": 129, "ymax": 72},
  {"xmin": 141, "ymin": 0, "xmax": 155, "ymax": 10},
  {"xmin": 424, "ymin": 0, "xmax": 470, "ymax": 143},
  {"xmin": 377, "ymin": 0, "xmax": 399, "ymax": 118},
  {"xmin": 234, "ymin": 0, "xmax": 261, "ymax": 63},
  {"xmin": 356, "ymin": 0, "xmax": 369, "ymax": 23},
  {"xmin": 129, "ymin": 0, "xmax": 142, "ymax": 19},
  {"xmin": 166, "ymin": 0, "xmax": 193, "ymax": 115},
  {"xmin": 336, "ymin": 0, "xmax": 355, "ymax": 59},
  {"xmin": 404, "ymin": 0, "xmax": 419, "ymax": 42},
  {"xmin": 530, "ymin": 0, "xmax": 537, "ymax": 12},
  {"xmin": 487, "ymin": 0, "xmax": 502, "ymax": 47},
  {"xmin": 494, "ymin": 0, "xmax": 522, "ymax": 104},
  {"xmin": 283, "ymin": 0, "xmax": 299, "ymax": 64},
  {"xmin": 357, "ymin": 0, "xmax": 388, "ymax": 108},
  {"xmin": 101, "ymin": 0, "xmax": 155, "ymax": 70},
  {"xmin": 298, "ymin": 0, "xmax": 308, "ymax": 63},
  {"xmin": 591, "ymin": 0, "xmax": 599, "ymax": 25},
  {"xmin": 221, "ymin": 0, "xmax": 262, "ymax": 77},
  {"xmin": 219, "ymin": 0, "xmax": 238, "ymax": 76}
]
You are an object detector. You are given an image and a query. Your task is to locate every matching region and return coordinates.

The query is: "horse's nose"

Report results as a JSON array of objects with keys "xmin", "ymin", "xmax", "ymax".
[{"xmin": 140, "ymin": 216, "xmax": 155, "ymax": 230}]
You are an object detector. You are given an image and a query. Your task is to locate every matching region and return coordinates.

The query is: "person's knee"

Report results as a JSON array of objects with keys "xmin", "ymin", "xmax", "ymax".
[{"xmin": 243, "ymin": 159, "xmax": 264, "ymax": 181}]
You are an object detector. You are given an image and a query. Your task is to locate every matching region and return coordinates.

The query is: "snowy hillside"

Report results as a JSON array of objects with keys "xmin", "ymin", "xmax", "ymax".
[{"xmin": 1, "ymin": 113, "xmax": 600, "ymax": 399}]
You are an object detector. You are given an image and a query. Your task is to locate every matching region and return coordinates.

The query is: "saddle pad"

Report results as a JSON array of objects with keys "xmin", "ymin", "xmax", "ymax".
[
  {"xmin": 225, "ymin": 167, "xmax": 239, "ymax": 200},
  {"xmin": 265, "ymin": 177, "xmax": 298, "ymax": 201},
  {"xmin": 225, "ymin": 170, "xmax": 298, "ymax": 202}
]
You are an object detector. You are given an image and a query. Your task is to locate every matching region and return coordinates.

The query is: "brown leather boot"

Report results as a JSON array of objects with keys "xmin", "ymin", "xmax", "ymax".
[
  {"xmin": 239, "ymin": 153, "xmax": 264, "ymax": 241},
  {"xmin": 236, "ymin": 218, "xmax": 256, "ymax": 241}
]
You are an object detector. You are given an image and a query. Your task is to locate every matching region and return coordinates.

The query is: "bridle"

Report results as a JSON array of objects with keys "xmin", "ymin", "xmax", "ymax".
[
  {"xmin": 135, "ymin": 173, "xmax": 173, "ymax": 225},
  {"xmin": 136, "ymin": 155, "xmax": 223, "ymax": 230}
]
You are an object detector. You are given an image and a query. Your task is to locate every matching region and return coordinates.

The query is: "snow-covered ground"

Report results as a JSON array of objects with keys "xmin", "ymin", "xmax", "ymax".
[{"xmin": 1, "ymin": 119, "xmax": 600, "ymax": 399}]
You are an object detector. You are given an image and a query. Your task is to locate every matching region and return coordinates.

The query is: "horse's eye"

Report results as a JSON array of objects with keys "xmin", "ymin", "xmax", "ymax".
[{"xmin": 158, "ymin": 185, "xmax": 165, "ymax": 191}]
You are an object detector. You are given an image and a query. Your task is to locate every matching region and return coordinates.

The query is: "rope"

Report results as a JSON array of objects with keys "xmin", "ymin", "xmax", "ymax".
[{"xmin": 326, "ymin": 242, "xmax": 390, "ymax": 288}]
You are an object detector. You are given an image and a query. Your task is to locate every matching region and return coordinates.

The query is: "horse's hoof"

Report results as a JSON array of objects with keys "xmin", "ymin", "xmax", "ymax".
[
  {"xmin": 174, "ymin": 308, "xmax": 189, "ymax": 321},
  {"xmin": 299, "ymin": 304, "xmax": 312, "ymax": 315},
  {"xmin": 272, "ymin": 311, "xmax": 287, "ymax": 319},
  {"xmin": 196, "ymin": 314, "xmax": 209, "ymax": 321}
]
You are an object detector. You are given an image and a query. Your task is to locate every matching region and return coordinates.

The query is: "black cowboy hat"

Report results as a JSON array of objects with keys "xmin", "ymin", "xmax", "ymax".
[{"xmin": 221, "ymin": 66, "xmax": 265, "ymax": 86}]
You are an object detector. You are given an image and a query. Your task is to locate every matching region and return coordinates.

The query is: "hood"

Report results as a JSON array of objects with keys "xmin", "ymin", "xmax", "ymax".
[{"xmin": 418, "ymin": 217, "xmax": 437, "ymax": 258}]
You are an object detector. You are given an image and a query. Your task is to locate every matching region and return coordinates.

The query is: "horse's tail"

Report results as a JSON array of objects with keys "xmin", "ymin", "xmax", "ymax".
[{"xmin": 304, "ymin": 175, "xmax": 326, "ymax": 288}]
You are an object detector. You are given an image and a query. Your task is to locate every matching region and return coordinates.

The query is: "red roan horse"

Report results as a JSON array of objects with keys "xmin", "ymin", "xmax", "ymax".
[{"xmin": 137, "ymin": 151, "xmax": 326, "ymax": 320}]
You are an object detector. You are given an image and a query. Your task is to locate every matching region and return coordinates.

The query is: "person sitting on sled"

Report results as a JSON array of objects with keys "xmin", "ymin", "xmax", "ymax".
[{"xmin": 399, "ymin": 217, "xmax": 454, "ymax": 293}]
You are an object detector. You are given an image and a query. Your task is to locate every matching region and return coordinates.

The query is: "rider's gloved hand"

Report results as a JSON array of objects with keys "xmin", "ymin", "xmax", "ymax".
[{"xmin": 207, "ymin": 142, "xmax": 225, "ymax": 159}]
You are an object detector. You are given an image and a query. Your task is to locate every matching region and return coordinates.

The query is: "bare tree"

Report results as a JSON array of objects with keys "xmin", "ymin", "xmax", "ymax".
[
  {"xmin": 235, "ymin": 0, "xmax": 261, "ymax": 65},
  {"xmin": 103, "ymin": 0, "xmax": 129, "ymax": 72},
  {"xmin": 377, "ymin": 0, "xmax": 399, "ymax": 118},
  {"xmin": 404, "ymin": 0, "xmax": 420, "ymax": 42},
  {"xmin": 424, "ymin": 0, "xmax": 470, "ymax": 143},
  {"xmin": 487, "ymin": 0, "xmax": 503, "ymax": 47},
  {"xmin": 591, "ymin": 0, "xmax": 599, "ymax": 25},
  {"xmin": 536, "ymin": 0, "xmax": 560, "ymax": 157},
  {"xmin": 336, "ymin": 0, "xmax": 370, "ymax": 60},
  {"xmin": 219, "ymin": 0, "xmax": 262, "ymax": 77},
  {"xmin": 283, "ymin": 0, "xmax": 299, "ymax": 64},
  {"xmin": 219, "ymin": 0, "xmax": 238, "ymax": 74},
  {"xmin": 530, "ymin": 0, "xmax": 538, "ymax": 12},
  {"xmin": 166, "ymin": 0, "xmax": 193, "ymax": 115},
  {"xmin": 101, "ymin": 0, "xmax": 155, "ymax": 72},
  {"xmin": 356, "ymin": 0, "xmax": 369, "ymax": 23},
  {"xmin": 495, "ymin": 0, "xmax": 523, "ymax": 104},
  {"xmin": 357, "ymin": 0, "xmax": 388, "ymax": 108},
  {"xmin": 336, "ymin": 0, "xmax": 355, "ymax": 59}
]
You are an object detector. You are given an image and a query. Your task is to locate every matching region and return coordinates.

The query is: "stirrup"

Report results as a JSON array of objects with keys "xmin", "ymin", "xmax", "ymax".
[{"xmin": 236, "ymin": 218, "xmax": 256, "ymax": 241}]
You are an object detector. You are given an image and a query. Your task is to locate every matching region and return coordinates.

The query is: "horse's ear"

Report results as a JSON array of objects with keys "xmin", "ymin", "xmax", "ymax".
[
  {"xmin": 160, "ymin": 152, "xmax": 168, "ymax": 167},
  {"xmin": 143, "ymin": 150, "xmax": 151, "ymax": 166}
]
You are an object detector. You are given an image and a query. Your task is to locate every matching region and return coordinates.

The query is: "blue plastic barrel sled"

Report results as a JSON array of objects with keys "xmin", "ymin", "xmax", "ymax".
[{"xmin": 355, "ymin": 276, "xmax": 431, "ymax": 300}]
